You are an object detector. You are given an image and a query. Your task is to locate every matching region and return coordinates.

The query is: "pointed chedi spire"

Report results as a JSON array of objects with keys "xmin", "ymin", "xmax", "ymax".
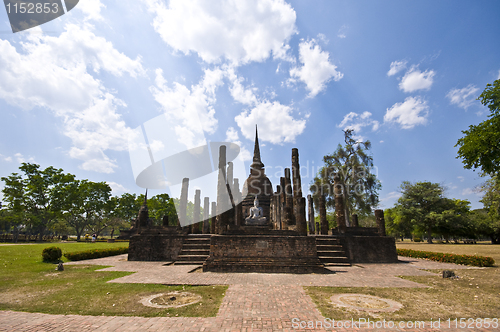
[{"xmin": 251, "ymin": 125, "xmax": 264, "ymax": 169}]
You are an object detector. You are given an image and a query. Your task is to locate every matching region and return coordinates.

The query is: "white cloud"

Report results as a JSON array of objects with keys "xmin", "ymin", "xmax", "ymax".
[
  {"xmin": 380, "ymin": 191, "xmax": 402, "ymax": 201},
  {"xmin": 14, "ymin": 153, "xmax": 35, "ymax": 164},
  {"xmin": 457, "ymin": 176, "xmax": 465, "ymax": 182},
  {"xmin": 399, "ymin": 66, "xmax": 435, "ymax": 93},
  {"xmin": 225, "ymin": 127, "xmax": 251, "ymax": 161},
  {"xmin": 76, "ymin": 0, "xmax": 106, "ymax": 21},
  {"xmin": 446, "ymin": 85, "xmax": 479, "ymax": 110},
  {"xmin": 227, "ymin": 68, "xmax": 306, "ymax": 144},
  {"xmin": 338, "ymin": 111, "xmax": 379, "ymax": 133},
  {"xmin": 0, "ymin": 24, "xmax": 144, "ymax": 173},
  {"xmin": 65, "ymin": 94, "xmax": 134, "ymax": 173},
  {"xmin": 462, "ymin": 188, "xmax": 480, "ymax": 196},
  {"xmin": 107, "ymin": 181, "xmax": 129, "ymax": 195},
  {"xmin": 384, "ymin": 96, "xmax": 429, "ymax": 129},
  {"xmin": 149, "ymin": 67, "xmax": 222, "ymax": 146},
  {"xmin": 235, "ymin": 101, "xmax": 306, "ymax": 144},
  {"xmin": 227, "ymin": 68, "xmax": 259, "ymax": 105},
  {"xmin": 337, "ymin": 26, "xmax": 347, "ymax": 39},
  {"xmin": 387, "ymin": 60, "xmax": 407, "ymax": 76},
  {"xmin": 498, "ymin": 69, "xmax": 500, "ymax": 80},
  {"xmin": 143, "ymin": 0, "xmax": 297, "ymax": 65},
  {"xmin": 289, "ymin": 39, "xmax": 343, "ymax": 97},
  {"xmin": 379, "ymin": 191, "xmax": 402, "ymax": 207}
]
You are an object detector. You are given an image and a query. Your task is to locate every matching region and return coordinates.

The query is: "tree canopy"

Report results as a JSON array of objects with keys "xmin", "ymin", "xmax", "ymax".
[
  {"xmin": 456, "ymin": 79, "xmax": 500, "ymax": 176},
  {"xmin": 1, "ymin": 163, "xmax": 179, "ymax": 241},
  {"xmin": 310, "ymin": 129, "xmax": 381, "ymax": 225}
]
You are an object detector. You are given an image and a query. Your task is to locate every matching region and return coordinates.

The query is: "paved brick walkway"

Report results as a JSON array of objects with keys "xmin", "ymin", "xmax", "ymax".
[{"xmin": 0, "ymin": 256, "xmax": 493, "ymax": 332}]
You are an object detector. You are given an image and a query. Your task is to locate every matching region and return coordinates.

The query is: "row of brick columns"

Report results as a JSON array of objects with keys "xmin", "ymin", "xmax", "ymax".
[
  {"xmin": 176, "ymin": 143, "xmax": 386, "ymax": 236},
  {"xmin": 177, "ymin": 146, "xmax": 243, "ymax": 234}
]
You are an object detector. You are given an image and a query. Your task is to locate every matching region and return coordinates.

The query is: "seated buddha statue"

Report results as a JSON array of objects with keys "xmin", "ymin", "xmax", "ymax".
[{"xmin": 245, "ymin": 196, "xmax": 267, "ymax": 225}]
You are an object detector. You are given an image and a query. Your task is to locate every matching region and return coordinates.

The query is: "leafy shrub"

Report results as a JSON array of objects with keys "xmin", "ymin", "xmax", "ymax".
[
  {"xmin": 413, "ymin": 237, "xmax": 422, "ymax": 242},
  {"xmin": 397, "ymin": 248, "xmax": 495, "ymax": 267},
  {"xmin": 64, "ymin": 247, "xmax": 128, "ymax": 261},
  {"xmin": 42, "ymin": 246, "xmax": 62, "ymax": 262}
]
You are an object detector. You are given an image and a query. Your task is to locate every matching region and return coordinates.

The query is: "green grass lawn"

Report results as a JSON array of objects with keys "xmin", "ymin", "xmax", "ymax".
[
  {"xmin": 307, "ymin": 267, "xmax": 500, "ymax": 321},
  {"xmin": 306, "ymin": 243, "xmax": 500, "ymax": 321},
  {"xmin": 396, "ymin": 242, "xmax": 500, "ymax": 264},
  {"xmin": 0, "ymin": 242, "xmax": 226, "ymax": 317}
]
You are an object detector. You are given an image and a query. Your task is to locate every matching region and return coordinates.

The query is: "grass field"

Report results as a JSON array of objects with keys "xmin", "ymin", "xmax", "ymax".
[
  {"xmin": 2, "ymin": 241, "xmax": 499, "ymax": 320},
  {"xmin": 0, "ymin": 242, "xmax": 226, "ymax": 317},
  {"xmin": 396, "ymin": 242, "xmax": 500, "ymax": 264},
  {"xmin": 307, "ymin": 243, "xmax": 500, "ymax": 321}
]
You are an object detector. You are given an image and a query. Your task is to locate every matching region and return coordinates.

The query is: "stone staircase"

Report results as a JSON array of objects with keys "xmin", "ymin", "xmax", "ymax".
[
  {"xmin": 175, "ymin": 234, "xmax": 211, "ymax": 265},
  {"xmin": 315, "ymin": 236, "xmax": 351, "ymax": 266}
]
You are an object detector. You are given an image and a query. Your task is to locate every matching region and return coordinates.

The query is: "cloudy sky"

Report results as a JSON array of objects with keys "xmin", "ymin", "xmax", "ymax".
[{"xmin": 0, "ymin": 0, "xmax": 499, "ymax": 210}]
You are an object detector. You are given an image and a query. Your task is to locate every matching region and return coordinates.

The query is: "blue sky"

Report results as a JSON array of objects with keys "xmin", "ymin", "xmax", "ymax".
[{"xmin": 0, "ymin": 0, "xmax": 499, "ymax": 211}]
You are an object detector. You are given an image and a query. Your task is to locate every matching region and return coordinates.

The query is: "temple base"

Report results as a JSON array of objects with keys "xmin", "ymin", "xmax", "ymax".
[{"xmin": 203, "ymin": 234, "xmax": 326, "ymax": 273}]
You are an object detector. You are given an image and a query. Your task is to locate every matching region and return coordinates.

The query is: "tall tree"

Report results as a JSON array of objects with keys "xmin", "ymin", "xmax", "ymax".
[
  {"xmin": 310, "ymin": 129, "xmax": 381, "ymax": 225},
  {"xmin": 433, "ymin": 198, "xmax": 471, "ymax": 242},
  {"xmin": 147, "ymin": 193, "xmax": 179, "ymax": 226},
  {"xmin": 81, "ymin": 181, "xmax": 112, "ymax": 238},
  {"xmin": 114, "ymin": 193, "xmax": 141, "ymax": 225},
  {"xmin": 397, "ymin": 181, "xmax": 445, "ymax": 243},
  {"xmin": 1, "ymin": 163, "xmax": 72, "ymax": 241},
  {"xmin": 60, "ymin": 178, "xmax": 88, "ymax": 241},
  {"xmin": 456, "ymin": 79, "xmax": 500, "ymax": 176},
  {"xmin": 478, "ymin": 175, "xmax": 500, "ymax": 243}
]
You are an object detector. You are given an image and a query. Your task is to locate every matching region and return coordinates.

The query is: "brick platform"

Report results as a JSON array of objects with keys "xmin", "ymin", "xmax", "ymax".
[{"xmin": 0, "ymin": 256, "xmax": 489, "ymax": 332}]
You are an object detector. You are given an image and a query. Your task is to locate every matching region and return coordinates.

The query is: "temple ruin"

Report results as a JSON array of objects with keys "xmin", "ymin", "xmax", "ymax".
[{"xmin": 127, "ymin": 127, "xmax": 398, "ymax": 271}]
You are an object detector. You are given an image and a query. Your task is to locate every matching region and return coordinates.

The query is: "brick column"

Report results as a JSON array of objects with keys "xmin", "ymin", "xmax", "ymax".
[
  {"xmin": 375, "ymin": 209, "xmax": 386, "ymax": 236},
  {"xmin": 319, "ymin": 194, "xmax": 328, "ymax": 235}
]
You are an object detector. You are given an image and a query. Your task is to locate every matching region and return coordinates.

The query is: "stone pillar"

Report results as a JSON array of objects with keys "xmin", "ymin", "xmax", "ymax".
[
  {"xmin": 276, "ymin": 186, "xmax": 282, "ymax": 230},
  {"xmin": 233, "ymin": 178, "xmax": 241, "ymax": 226},
  {"xmin": 226, "ymin": 161, "xmax": 235, "ymax": 227},
  {"xmin": 191, "ymin": 189, "xmax": 201, "ymax": 233},
  {"xmin": 351, "ymin": 214, "xmax": 359, "ymax": 228},
  {"xmin": 227, "ymin": 162, "xmax": 233, "ymax": 192},
  {"xmin": 210, "ymin": 202, "xmax": 216, "ymax": 234},
  {"xmin": 291, "ymin": 148, "xmax": 302, "ymax": 198},
  {"xmin": 315, "ymin": 221, "xmax": 320, "ymax": 235},
  {"xmin": 308, "ymin": 194, "xmax": 315, "ymax": 234},
  {"xmin": 284, "ymin": 168, "xmax": 294, "ymax": 227},
  {"xmin": 375, "ymin": 209, "xmax": 386, "ymax": 236},
  {"xmin": 203, "ymin": 197, "xmax": 210, "ymax": 234},
  {"xmin": 334, "ymin": 173, "xmax": 346, "ymax": 233},
  {"xmin": 295, "ymin": 197, "xmax": 307, "ymax": 235},
  {"xmin": 319, "ymin": 194, "xmax": 328, "ymax": 235},
  {"xmin": 279, "ymin": 177, "xmax": 285, "ymax": 229},
  {"xmin": 179, "ymin": 178, "xmax": 189, "ymax": 228},
  {"xmin": 162, "ymin": 215, "xmax": 169, "ymax": 227},
  {"xmin": 291, "ymin": 148, "xmax": 307, "ymax": 235},
  {"xmin": 216, "ymin": 145, "xmax": 229, "ymax": 234},
  {"xmin": 233, "ymin": 178, "xmax": 241, "ymax": 205},
  {"xmin": 235, "ymin": 202, "xmax": 243, "ymax": 227}
]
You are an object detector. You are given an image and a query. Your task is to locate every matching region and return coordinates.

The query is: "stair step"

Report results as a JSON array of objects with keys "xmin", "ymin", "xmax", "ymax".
[
  {"xmin": 318, "ymin": 256, "xmax": 350, "ymax": 263},
  {"xmin": 182, "ymin": 244, "xmax": 210, "ymax": 249},
  {"xmin": 174, "ymin": 261, "xmax": 205, "ymax": 265},
  {"xmin": 177, "ymin": 255, "xmax": 209, "ymax": 261},
  {"xmin": 183, "ymin": 239, "xmax": 211, "ymax": 244},
  {"xmin": 316, "ymin": 245, "xmax": 343, "ymax": 250},
  {"xmin": 323, "ymin": 262, "xmax": 351, "ymax": 267},
  {"xmin": 180, "ymin": 249, "xmax": 210, "ymax": 255},
  {"xmin": 316, "ymin": 240, "xmax": 341, "ymax": 245},
  {"xmin": 317, "ymin": 251, "xmax": 347, "ymax": 257}
]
